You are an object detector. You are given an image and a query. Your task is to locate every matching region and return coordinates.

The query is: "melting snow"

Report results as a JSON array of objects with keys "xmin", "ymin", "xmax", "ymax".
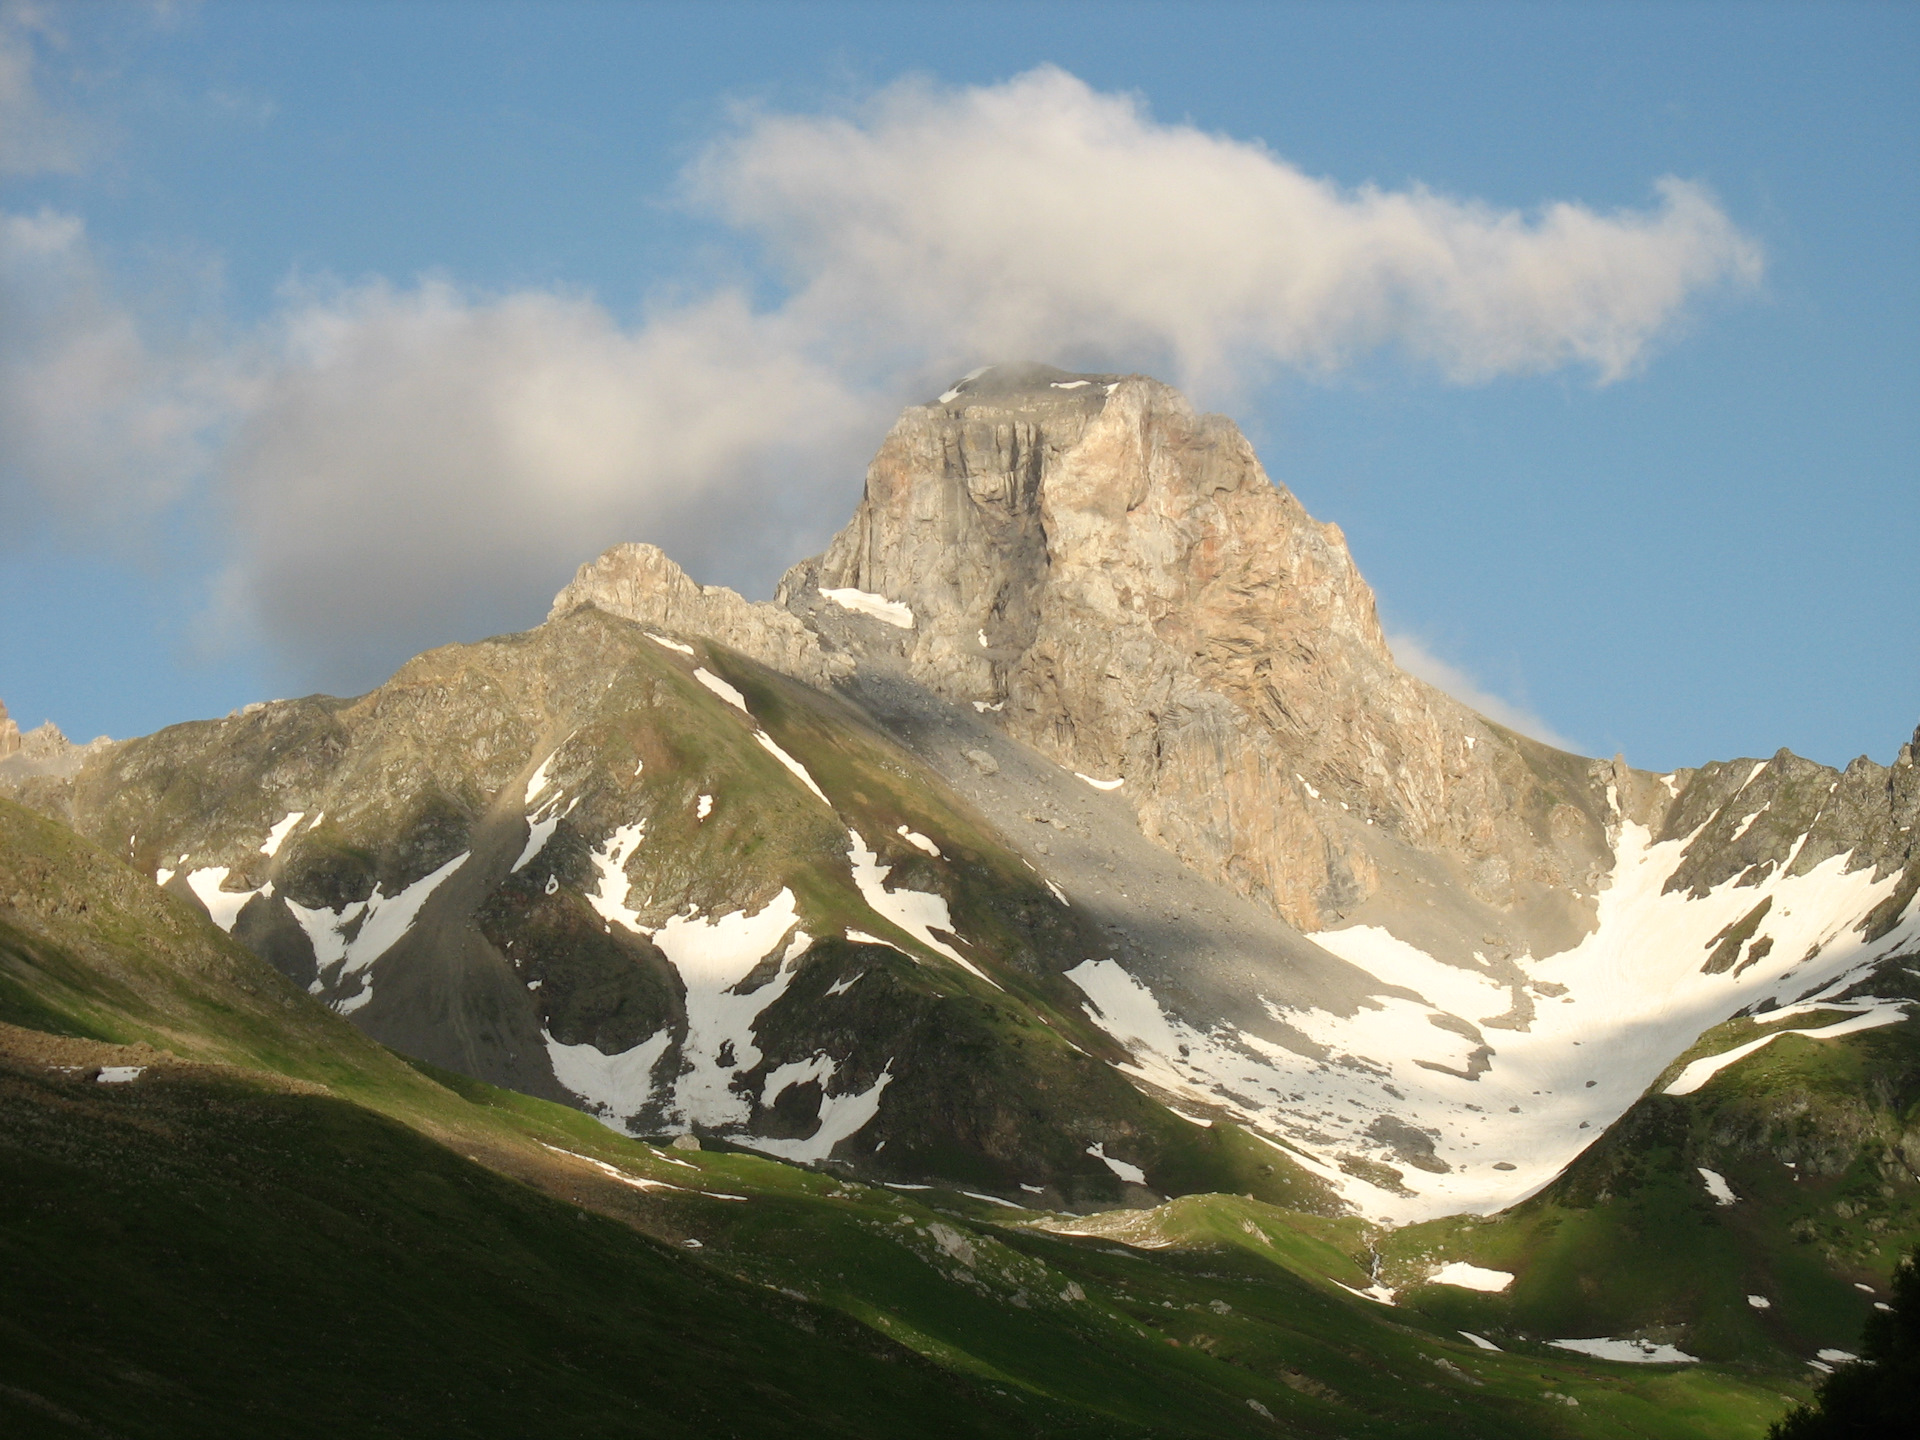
[
  {"xmin": 826, "ymin": 971, "xmax": 864, "ymax": 997},
  {"xmin": 1665, "ymin": 1005, "xmax": 1911, "ymax": 1095},
  {"xmin": 694, "ymin": 667, "xmax": 749, "ymax": 712},
  {"xmin": 654, "ymin": 889, "xmax": 806, "ymax": 1128},
  {"xmin": 1816, "ymin": 1349, "xmax": 1858, "ymax": 1363},
  {"xmin": 696, "ymin": 794, "xmax": 713, "ymax": 821},
  {"xmin": 293, "ymin": 851, "xmax": 470, "ymax": 1015},
  {"xmin": 821, "ymin": 587, "xmax": 915, "ymax": 629},
  {"xmin": 1046, "ymin": 880, "xmax": 1069, "ymax": 905},
  {"xmin": 155, "ymin": 868, "xmax": 174, "ymax": 886},
  {"xmin": 1065, "ymin": 815, "xmax": 1919, "ymax": 1224},
  {"xmin": 846, "ymin": 929, "xmax": 902, "ymax": 951},
  {"xmin": 1085, "ymin": 1142, "xmax": 1148, "ymax": 1185},
  {"xmin": 753, "ymin": 730, "xmax": 831, "ymax": 805},
  {"xmin": 1747, "ymin": 1295, "xmax": 1771, "ymax": 1309},
  {"xmin": 847, "ymin": 830, "xmax": 999, "ymax": 989},
  {"xmin": 1331, "ymin": 1279, "xmax": 1398, "ymax": 1305},
  {"xmin": 1550, "ymin": 1338, "xmax": 1699, "ymax": 1364},
  {"xmin": 261, "ymin": 811, "xmax": 306, "ymax": 856},
  {"xmin": 972, "ymin": 700, "xmax": 1003, "ymax": 713},
  {"xmin": 896, "ymin": 825, "xmax": 941, "ymax": 857},
  {"xmin": 544, "ymin": 1029, "xmax": 673, "ymax": 1126},
  {"xmin": 96, "ymin": 1066, "xmax": 144, "ymax": 1084},
  {"xmin": 1075, "ymin": 772, "xmax": 1124, "ymax": 791},
  {"xmin": 1698, "ymin": 1167, "xmax": 1737, "ymax": 1205},
  {"xmin": 937, "ymin": 365, "xmax": 992, "ymax": 403},
  {"xmin": 586, "ymin": 823, "xmax": 648, "ymax": 933},
  {"xmin": 1429, "ymin": 1262, "xmax": 1513, "ymax": 1293},
  {"xmin": 512, "ymin": 807, "xmax": 568, "ymax": 874},
  {"xmin": 645, "ymin": 631, "xmax": 695, "ymax": 656},
  {"xmin": 1051, "ymin": 379, "xmax": 1091, "ymax": 389},
  {"xmin": 741, "ymin": 1058, "xmax": 894, "ymax": 1164},
  {"xmin": 186, "ymin": 867, "xmax": 270, "ymax": 933},
  {"xmin": 1460, "ymin": 1331, "xmax": 1502, "ymax": 1351}
]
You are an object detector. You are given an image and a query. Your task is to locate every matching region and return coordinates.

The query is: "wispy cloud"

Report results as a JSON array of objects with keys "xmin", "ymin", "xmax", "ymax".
[
  {"xmin": 0, "ymin": 2, "xmax": 91, "ymax": 175},
  {"xmin": 1386, "ymin": 631, "xmax": 1580, "ymax": 752}
]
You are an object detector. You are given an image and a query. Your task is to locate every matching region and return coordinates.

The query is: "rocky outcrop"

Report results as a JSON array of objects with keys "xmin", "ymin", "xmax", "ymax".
[
  {"xmin": 549, "ymin": 542, "xmax": 848, "ymax": 689},
  {"xmin": 779, "ymin": 364, "xmax": 1615, "ymax": 943},
  {"xmin": 0, "ymin": 705, "xmax": 111, "ymax": 783}
]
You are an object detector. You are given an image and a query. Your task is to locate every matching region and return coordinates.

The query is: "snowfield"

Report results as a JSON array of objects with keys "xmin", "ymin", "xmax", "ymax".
[{"xmin": 1069, "ymin": 815, "xmax": 1918, "ymax": 1222}]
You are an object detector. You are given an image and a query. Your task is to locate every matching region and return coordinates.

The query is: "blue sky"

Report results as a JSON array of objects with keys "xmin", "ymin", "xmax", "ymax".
[{"xmin": 1, "ymin": 0, "xmax": 1914, "ymax": 774}]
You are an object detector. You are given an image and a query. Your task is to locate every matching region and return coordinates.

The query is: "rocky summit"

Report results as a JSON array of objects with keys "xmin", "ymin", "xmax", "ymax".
[{"xmin": 4, "ymin": 365, "xmax": 1916, "ymax": 1434}]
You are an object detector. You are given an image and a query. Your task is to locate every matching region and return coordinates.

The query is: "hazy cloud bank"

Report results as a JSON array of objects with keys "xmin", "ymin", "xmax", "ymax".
[{"xmin": 2, "ymin": 64, "xmax": 1761, "ymax": 711}]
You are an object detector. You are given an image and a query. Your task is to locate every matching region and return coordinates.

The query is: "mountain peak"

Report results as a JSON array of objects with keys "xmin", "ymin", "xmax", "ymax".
[{"xmin": 776, "ymin": 367, "xmax": 1610, "ymax": 945}]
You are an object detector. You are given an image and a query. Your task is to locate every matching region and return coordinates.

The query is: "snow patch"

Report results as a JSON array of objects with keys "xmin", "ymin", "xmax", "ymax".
[
  {"xmin": 754, "ymin": 730, "xmax": 830, "ymax": 804},
  {"xmin": 821, "ymin": 587, "xmax": 915, "ymax": 629},
  {"xmin": 896, "ymin": 825, "xmax": 941, "ymax": 857},
  {"xmin": 1051, "ymin": 379, "xmax": 1091, "ymax": 389},
  {"xmin": 1067, "ymin": 813, "xmax": 1918, "ymax": 1224},
  {"xmin": 1747, "ymin": 1295, "xmax": 1771, "ymax": 1309},
  {"xmin": 742, "ymin": 1059, "xmax": 894, "ymax": 1164},
  {"xmin": 1698, "ymin": 1167, "xmax": 1737, "ymax": 1205},
  {"xmin": 1550, "ymin": 1338, "xmax": 1698, "ymax": 1364},
  {"xmin": 1665, "ymin": 1005, "xmax": 1912, "ymax": 1096},
  {"xmin": 293, "ymin": 851, "xmax": 470, "ymax": 1015},
  {"xmin": 1046, "ymin": 880, "xmax": 1069, "ymax": 906},
  {"xmin": 186, "ymin": 867, "xmax": 268, "ymax": 933},
  {"xmin": 654, "ymin": 889, "xmax": 806, "ymax": 1128},
  {"xmin": 585, "ymin": 823, "xmax": 649, "ymax": 934},
  {"xmin": 544, "ymin": 1029, "xmax": 674, "ymax": 1128},
  {"xmin": 261, "ymin": 811, "xmax": 305, "ymax": 856},
  {"xmin": 96, "ymin": 1066, "xmax": 144, "ymax": 1084},
  {"xmin": 694, "ymin": 667, "xmax": 749, "ymax": 712},
  {"xmin": 1460, "ymin": 1331, "xmax": 1502, "ymax": 1351},
  {"xmin": 1429, "ymin": 1262, "xmax": 1513, "ymax": 1293},
  {"xmin": 645, "ymin": 631, "xmax": 695, "ymax": 656},
  {"xmin": 1075, "ymin": 772, "xmax": 1124, "ymax": 791},
  {"xmin": 847, "ymin": 830, "xmax": 999, "ymax": 989},
  {"xmin": 1085, "ymin": 1142, "xmax": 1147, "ymax": 1185},
  {"xmin": 696, "ymin": 794, "xmax": 713, "ymax": 821}
]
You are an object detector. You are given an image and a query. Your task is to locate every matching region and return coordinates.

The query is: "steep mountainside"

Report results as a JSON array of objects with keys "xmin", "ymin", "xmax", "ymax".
[
  {"xmin": 7, "ymin": 364, "xmax": 1915, "ymax": 1240},
  {"xmin": 0, "ymin": 795, "xmax": 1828, "ymax": 1437}
]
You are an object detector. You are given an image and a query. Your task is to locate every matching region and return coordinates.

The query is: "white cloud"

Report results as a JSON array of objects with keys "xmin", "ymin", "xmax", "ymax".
[
  {"xmin": 695, "ymin": 67, "xmax": 1762, "ymax": 390},
  {"xmin": 0, "ymin": 65, "xmax": 1764, "ymax": 693},
  {"xmin": 0, "ymin": 2, "xmax": 88, "ymax": 175},
  {"xmin": 1386, "ymin": 631, "xmax": 1579, "ymax": 752},
  {"xmin": 215, "ymin": 279, "xmax": 880, "ymax": 682},
  {"xmin": 0, "ymin": 208, "xmax": 224, "ymax": 540}
]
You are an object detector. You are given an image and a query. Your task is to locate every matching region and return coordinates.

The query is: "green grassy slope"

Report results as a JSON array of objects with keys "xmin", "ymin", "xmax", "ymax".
[
  {"xmin": 0, "ymin": 794, "xmax": 1832, "ymax": 1437},
  {"xmin": 1375, "ymin": 977, "xmax": 1920, "ymax": 1378}
]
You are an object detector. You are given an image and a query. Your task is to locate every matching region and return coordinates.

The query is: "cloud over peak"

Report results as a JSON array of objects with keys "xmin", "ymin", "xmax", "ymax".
[
  {"xmin": 3, "ymin": 65, "xmax": 1763, "ymax": 693},
  {"xmin": 698, "ymin": 67, "xmax": 1761, "ymax": 387}
]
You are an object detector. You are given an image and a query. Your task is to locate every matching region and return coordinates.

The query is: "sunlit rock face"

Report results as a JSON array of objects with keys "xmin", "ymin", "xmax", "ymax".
[{"xmin": 781, "ymin": 362, "xmax": 1614, "ymax": 950}]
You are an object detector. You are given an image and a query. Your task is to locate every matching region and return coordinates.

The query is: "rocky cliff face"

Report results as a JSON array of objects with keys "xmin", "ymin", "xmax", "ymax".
[
  {"xmin": 0, "ymin": 700, "xmax": 17, "ymax": 759},
  {"xmin": 778, "ymin": 364, "xmax": 1614, "ymax": 955},
  {"xmin": 551, "ymin": 541, "xmax": 849, "ymax": 689}
]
